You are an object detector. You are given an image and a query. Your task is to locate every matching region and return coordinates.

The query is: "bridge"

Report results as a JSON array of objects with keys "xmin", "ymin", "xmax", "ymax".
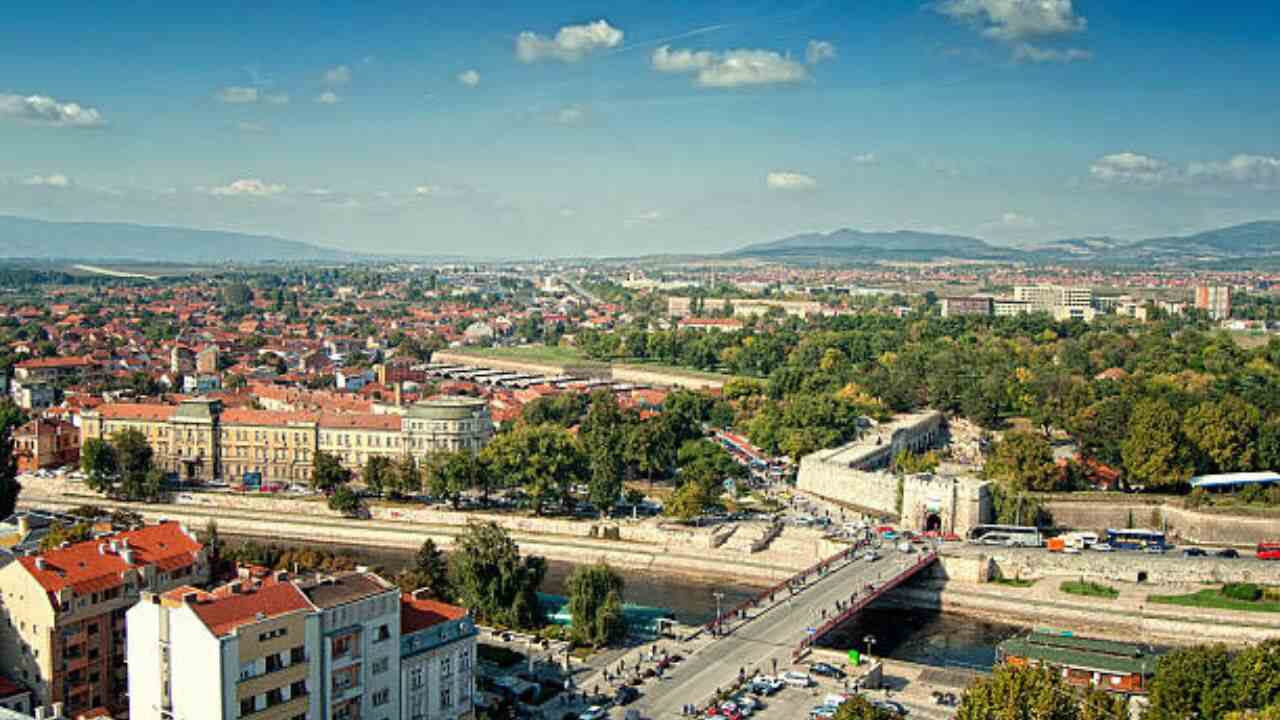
[{"xmin": 631, "ymin": 544, "xmax": 938, "ymax": 718}]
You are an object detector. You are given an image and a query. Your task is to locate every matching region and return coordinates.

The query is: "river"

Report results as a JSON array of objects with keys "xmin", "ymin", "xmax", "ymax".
[{"xmin": 225, "ymin": 535, "xmax": 1024, "ymax": 670}]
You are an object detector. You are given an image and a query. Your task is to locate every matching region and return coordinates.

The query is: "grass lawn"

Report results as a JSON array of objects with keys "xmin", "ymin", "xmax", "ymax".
[
  {"xmin": 1148, "ymin": 588, "xmax": 1280, "ymax": 613},
  {"xmin": 1060, "ymin": 580, "xmax": 1120, "ymax": 599},
  {"xmin": 994, "ymin": 577, "xmax": 1036, "ymax": 588}
]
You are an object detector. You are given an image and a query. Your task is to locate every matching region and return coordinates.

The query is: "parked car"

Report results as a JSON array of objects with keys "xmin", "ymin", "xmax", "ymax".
[
  {"xmin": 580, "ymin": 707, "xmax": 608, "ymax": 720},
  {"xmin": 874, "ymin": 700, "xmax": 908, "ymax": 715},
  {"xmin": 1182, "ymin": 548, "xmax": 1207, "ymax": 558},
  {"xmin": 811, "ymin": 662, "xmax": 846, "ymax": 679},
  {"xmin": 1091, "ymin": 543, "xmax": 1114, "ymax": 553},
  {"xmin": 1216, "ymin": 548, "xmax": 1240, "ymax": 559},
  {"xmin": 614, "ymin": 686, "xmax": 639, "ymax": 705},
  {"xmin": 783, "ymin": 671, "xmax": 814, "ymax": 688},
  {"xmin": 1144, "ymin": 545, "xmax": 1167, "ymax": 555},
  {"xmin": 808, "ymin": 707, "xmax": 836, "ymax": 720},
  {"xmin": 862, "ymin": 550, "xmax": 881, "ymax": 562}
]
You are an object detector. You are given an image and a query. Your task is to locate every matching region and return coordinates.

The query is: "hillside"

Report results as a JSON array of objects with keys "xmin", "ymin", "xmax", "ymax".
[
  {"xmin": 729, "ymin": 229, "xmax": 1016, "ymax": 263},
  {"xmin": 0, "ymin": 215, "xmax": 352, "ymax": 263}
]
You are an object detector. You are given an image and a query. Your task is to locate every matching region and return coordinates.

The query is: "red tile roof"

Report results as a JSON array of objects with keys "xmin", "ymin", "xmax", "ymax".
[
  {"xmin": 96, "ymin": 404, "xmax": 176, "ymax": 422},
  {"xmin": 318, "ymin": 414, "xmax": 401, "ymax": 431},
  {"xmin": 172, "ymin": 581, "xmax": 314, "ymax": 637},
  {"xmin": 18, "ymin": 522, "xmax": 203, "ymax": 600},
  {"xmin": 401, "ymin": 593, "xmax": 467, "ymax": 633},
  {"xmin": 16, "ymin": 355, "xmax": 97, "ymax": 369},
  {"xmin": 221, "ymin": 408, "xmax": 319, "ymax": 426}
]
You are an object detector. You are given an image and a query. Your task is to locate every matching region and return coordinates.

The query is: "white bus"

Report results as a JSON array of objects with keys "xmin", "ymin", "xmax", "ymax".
[{"xmin": 967, "ymin": 524, "xmax": 1043, "ymax": 548}]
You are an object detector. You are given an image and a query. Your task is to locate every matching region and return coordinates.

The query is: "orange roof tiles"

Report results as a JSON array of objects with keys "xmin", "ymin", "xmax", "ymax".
[
  {"xmin": 96, "ymin": 404, "xmax": 176, "ymax": 422},
  {"xmin": 221, "ymin": 408, "xmax": 318, "ymax": 426},
  {"xmin": 175, "ymin": 581, "xmax": 313, "ymax": 637},
  {"xmin": 18, "ymin": 522, "xmax": 203, "ymax": 601},
  {"xmin": 16, "ymin": 355, "xmax": 97, "ymax": 369},
  {"xmin": 318, "ymin": 414, "xmax": 401, "ymax": 431},
  {"xmin": 401, "ymin": 593, "xmax": 467, "ymax": 633}
]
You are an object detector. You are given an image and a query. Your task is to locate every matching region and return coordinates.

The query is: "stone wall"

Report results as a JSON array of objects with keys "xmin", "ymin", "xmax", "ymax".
[
  {"xmin": 797, "ymin": 463, "xmax": 900, "ymax": 517},
  {"xmin": 1044, "ymin": 500, "xmax": 1280, "ymax": 547},
  {"xmin": 963, "ymin": 546, "xmax": 1280, "ymax": 585}
]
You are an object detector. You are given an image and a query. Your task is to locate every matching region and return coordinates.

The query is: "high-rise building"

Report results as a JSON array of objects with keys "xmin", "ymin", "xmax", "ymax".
[
  {"xmin": 0, "ymin": 523, "xmax": 209, "ymax": 717},
  {"xmin": 399, "ymin": 592, "xmax": 476, "ymax": 720},
  {"xmin": 1195, "ymin": 285, "xmax": 1232, "ymax": 320}
]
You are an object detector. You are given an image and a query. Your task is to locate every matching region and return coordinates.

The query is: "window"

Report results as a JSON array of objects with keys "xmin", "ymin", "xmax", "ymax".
[
  {"xmin": 290, "ymin": 680, "xmax": 307, "ymax": 698},
  {"xmin": 372, "ymin": 657, "xmax": 389, "ymax": 675},
  {"xmin": 409, "ymin": 667, "xmax": 424, "ymax": 691},
  {"xmin": 374, "ymin": 624, "xmax": 390, "ymax": 642},
  {"xmin": 290, "ymin": 646, "xmax": 306, "ymax": 664},
  {"xmin": 459, "ymin": 649, "xmax": 471, "ymax": 672},
  {"xmin": 265, "ymin": 653, "xmax": 283, "ymax": 673},
  {"xmin": 240, "ymin": 661, "xmax": 258, "ymax": 681},
  {"xmin": 441, "ymin": 656, "xmax": 452, "ymax": 678},
  {"xmin": 240, "ymin": 697, "xmax": 255, "ymax": 717},
  {"xmin": 441, "ymin": 687, "xmax": 452, "ymax": 709},
  {"xmin": 372, "ymin": 689, "xmax": 390, "ymax": 707}
]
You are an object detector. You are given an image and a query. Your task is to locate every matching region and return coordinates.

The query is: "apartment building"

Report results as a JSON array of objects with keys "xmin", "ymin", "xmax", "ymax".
[
  {"xmin": 399, "ymin": 593, "xmax": 475, "ymax": 720},
  {"xmin": 298, "ymin": 572, "xmax": 401, "ymax": 720},
  {"xmin": 128, "ymin": 575, "xmax": 321, "ymax": 720},
  {"xmin": 13, "ymin": 420, "xmax": 80, "ymax": 474},
  {"xmin": 81, "ymin": 397, "xmax": 493, "ymax": 485},
  {"xmin": 939, "ymin": 296, "xmax": 993, "ymax": 318},
  {"xmin": 12, "ymin": 358, "xmax": 101, "ymax": 386},
  {"xmin": 1195, "ymin": 285, "xmax": 1232, "ymax": 320},
  {"xmin": 0, "ymin": 523, "xmax": 209, "ymax": 717}
]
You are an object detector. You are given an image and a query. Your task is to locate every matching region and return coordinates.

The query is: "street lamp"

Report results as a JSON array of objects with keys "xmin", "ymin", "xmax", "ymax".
[
  {"xmin": 713, "ymin": 592, "xmax": 726, "ymax": 636},
  {"xmin": 863, "ymin": 634, "xmax": 877, "ymax": 660}
]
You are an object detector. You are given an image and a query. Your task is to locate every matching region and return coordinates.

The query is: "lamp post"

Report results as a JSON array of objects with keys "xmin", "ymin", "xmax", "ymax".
[
  {"xmin": 713, "ymin": 592, "xmax": 725, "ymax": 636},
  {"xmin": 863, "ymin": 634, "xmax": 877, "ymax": 660}
]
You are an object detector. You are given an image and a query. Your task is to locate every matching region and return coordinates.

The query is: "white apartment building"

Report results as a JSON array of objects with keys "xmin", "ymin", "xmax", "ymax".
[
  {"xmin": 300, "ymin": 573, "xmax": 401, "ymax": 720},
  {"xmin": 399, "ymin": 592, "xmax": 476, "ymax": 720}
]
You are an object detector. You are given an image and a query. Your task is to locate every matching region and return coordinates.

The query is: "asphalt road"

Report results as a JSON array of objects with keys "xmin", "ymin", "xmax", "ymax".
[{"xmin": 634, "ymin": 549, "xmax": 926, "ymax": 719}]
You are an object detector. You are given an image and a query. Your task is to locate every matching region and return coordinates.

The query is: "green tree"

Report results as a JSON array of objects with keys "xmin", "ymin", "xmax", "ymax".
[
  {"xmin": 1070, "ymin": 396, "xmax": 1131, "ymax": 470},
  {"xmin": 481, "ymin": 424, "xmax": 586, "ymax": 515},
  {"xmin": 398, "ymin": 538, "xmax": 452, "ymax": 600},
  {"xmin": 312, "ymin": 450, "xmax": 352, "ymax": 493},
  {"xmin": 328, "ymin": 485, "xmax": 361, "ymax": 516},
  {"xmin": 984, "ymin": 430, "xmax": 1060, "ymax": 493},
  {"xmin": 0, "ymin": 400, "xmax": 23, "ymax": 518},
  {"xmin": 1231, "ymin": 639, "xmax": 1280, "ymax": 712},
  {"xmin": 1123, "ymin": 398, "xmax": 1194, "ymax": 491},
  {"xmin": 428, "ymin": 450, "xmax": 485, "ymax": 509},
  {"xmin": 581, "ymin": 391, "xmax": 627, "ymax": 516},
  {"xmin": 833, "ymin": 696, "xmax": 902, "ymax": 720},
  {"xmin": 1145, "ymin": 644, "xmax": 1235, "ymax": 720},
  {"xmin": 1258, "ymin": 418, "xmax": 1280, "ymax": 472},
  {"xmin": 113, "ymin": 428, "xmax": 154, "ymax": 482},
  {"xmin": 40, "ymin": 522, "xmax": 94, "ymax": 551},
  {"xmin": 566, "ymin": 562, "xmax": 626, "ymax": 647},
  {"xmin": 362, "ymin": 455, "xmax": 393, "ymax": 496},
  {"xmin": 223, "ymin": 282, "xmax": 253, "ymax": 307},
  {"xmin": 625, "ymin": 418, "xmax": 677, "ymax": 482},
  {"xmin": 1183, "ymin": 396, "xmax": 1262, "ymax": 473},
  {"xmin": 956, "ymin": 664, "xmax": 1122, "ymax": 720},
  {"xmin": 447, "ymin": 522, "xmax": 546, "ymax": 630},
  {"xmin": 390, "ymin": 453, "xmax": 420, "ymax": 499},
  {"xmin": 81, "ymin": 437, "xmax": 118, "ymax": 493}
]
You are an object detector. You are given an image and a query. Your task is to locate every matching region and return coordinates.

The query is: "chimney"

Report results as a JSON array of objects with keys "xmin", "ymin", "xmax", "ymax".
[
  {"xmin": 182, "ymin": 592, "xmax": 200, "ymax": 604},
  {"xmin": 121, "ymin": 549, "xmax": 136, "ymax": 565},
  {"xmin": 274, "ymin": 570, "xmax": 289, "ymax": 583},
  {"xmin": 395, "ymin": 382, "xmax": 403, "ymax": 408},
  {"xmin": 109, "ymin": 540, "xmax": 119, "ymax": 553},
  {"xmin": 35, "ymin": 557, "xmax": 47, "ymax": 571},
  {"xmin": 17, "ymin": 515, "xmax": 30, "ymax": 536},
  {"xmin": 121, "ymin": 537, "xmax": 130, "ymax": 549},
  {"xmin": 98, "ymin": 543, "xmax": 108, "ymax": 556}
]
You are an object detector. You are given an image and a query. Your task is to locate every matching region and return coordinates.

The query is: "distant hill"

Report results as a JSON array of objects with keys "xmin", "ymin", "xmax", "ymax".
[
  {"xmin": 728, "ymin": 229, "xmax": 1017, "ymax": 263},
  {"xmin": 0, "ymin": 215, "xmax": 352, "ymax": 263},
  {"xmin": 730, "ymin": 221, "xmax": 1280, "ymax": 267}
]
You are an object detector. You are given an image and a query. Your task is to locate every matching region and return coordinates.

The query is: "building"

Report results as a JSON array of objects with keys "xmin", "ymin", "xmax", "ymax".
[
  {"xmin": 1011, "ymin": 285, "xmax": 1097, "ymax": 321},
  {"xmin": 0, "ymin": 523, "xmax": 209, "ymax": 717},
  {"xmin": 666, "ymin": 297, "xmax": 823, "ymax": 319},
  {"xmin": 12, "ymin": 358, "xmax": 101, "ymax": 386},
  {"xmin": 399, "ymin": 592, "xmax": 475, "ymax": 720},
  {"xmin": 939, "ymin": 297, "xmax": 993, "ymax": 318},
  {"xmin": 128, "ymin": 574, "xmax": 321, "ymax": 720},
  {"xmin": 196, "ymin": 346, "xmax": 220, "ymax": 375},
  {"xmin": 997, "ymin": 631, "xmax": 1162, "ymax": 695},
  {"xmin": 80, "ymin": 397, "xmax": 493, "ymax": 485},
  {"xmin": 13, "ymin": 420, "xmax": 80, "ymax": 473},
  {"xmin": 0, "ymin": 677, "xmax": 33, "ymax": 715},
  {"xmin": 297, "ymin": 572, "xmax": 401, "ymax": 720},
  {"xmin": 9, "ymin": 382, "xmax": 55, "ymax": 412},
  {"xmin": 1195, "ymin": 285, "xmax": 1232, "ymax": 320}
]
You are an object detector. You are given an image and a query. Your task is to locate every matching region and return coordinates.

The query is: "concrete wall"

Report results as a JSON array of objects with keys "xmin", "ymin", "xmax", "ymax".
[
  {"xmin": 797, "ymin": 463, "xmax": 900, "ymax": 517},
  {"xmin": 960, "ymin": 547, "xmax": 1280, "ymax": 586},
  {"xmin": 1044, "ymin": 500, "xmax": 1280, "ymax": 547}
]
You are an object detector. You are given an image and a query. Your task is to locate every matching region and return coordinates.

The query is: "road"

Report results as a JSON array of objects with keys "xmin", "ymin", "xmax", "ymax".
[{"xmin": 634, "ymin": 549, "xmax": 926, "ymax": 719}]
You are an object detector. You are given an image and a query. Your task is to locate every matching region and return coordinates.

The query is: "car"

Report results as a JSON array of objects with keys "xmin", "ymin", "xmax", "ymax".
[
  {"xmin": 862, "ymin": 550, "xmax": 881, "ymax": 562},
  {"xmin": 580, "ymin": 707, "xmax": 609, "ymax": 720},
  {"xmin": 734, "ymin": 696, "xmax": 760, "ymax": 713},
  {"xmin": 1144, "ymin": 545, "xmax": 1167, "ymax": 555},
  {"xmin": 750, "ymin": 677, "xmax": 782, "ymax": 696},
  {"xmin": 1216, "ymin": 548, "xmax": 1240, "ymax": 559},
  {"xmin": 874, "ymin": 700, "xmax": 908, "ymax": 715},
  {"xmin": 1092, "ymin": 543, "xmax": 1114, "ymax": 552},
  {"xmin": 811, "ymin": 662, "xmax": 846, "ymax": 679},
  {"xmin": 783, "ymin": 671, "xmax": 814, "ymax": 688},
  {"xmin": 1182, "ymin": 548, "xmax": 1207, "ymax": 558},
  {"xmin": 809, "ymin": 707, "xmax": 836, "ymax": 720},
  {"xmin": 614, "ymin": 686, "xmax": 639, "ymax": 706}
]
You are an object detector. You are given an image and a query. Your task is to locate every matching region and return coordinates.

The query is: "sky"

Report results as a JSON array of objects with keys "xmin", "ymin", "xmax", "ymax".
[{"xmin": 2, "ymin": 0, "xmax": 1279, "ymax": 258}]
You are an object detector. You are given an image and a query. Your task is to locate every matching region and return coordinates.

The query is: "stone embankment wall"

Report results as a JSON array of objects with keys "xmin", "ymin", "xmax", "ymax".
[
  {"xmin": 1044, "ymin": 499, "xmax": 1280, "ymax": 547},
  {"xmin": 940, "ymin": 547, "xmax": 1280, "ymax": 585}
]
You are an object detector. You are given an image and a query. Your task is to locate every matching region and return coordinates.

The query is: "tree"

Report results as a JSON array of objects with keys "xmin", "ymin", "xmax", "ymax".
[
  {"xmin": 362, "ymin": 456, "xmax": 393, "ymax": 497},
  {"xmin": 390, "ymin": 453, "xmax": 420, "ymax": 499},
  {"xmin": 1123, "ymin": 398, "xmax": 1194, "ymax": 491},
  {"xmin": 0, "ymin": 400, "xmax": 23, "ymax": 518},
  {"xmin": 1183, "ymin": 396, "xmax": 1262, "ymax": 473},
  {"xmin": 1231, "ymin": 639, "xmax": 1280, "ymax": 713},
  {"xmin": 428, "ymin": 450, "xmax": 484, "ymax": 509},
  {"xmin": 398, "ymin": 538, "xmax": 452, "ymax": 600},
  {"xmin": 581, "ymin": 391, "xmax": 627, "ymax": 516},
  {"xmin": 1258, "ymin": 418, "xmax": 1280, "ymax": 472},
  {"xmin": 312, "ymin": 450, "xmax": 352, "ymax": 493},
  {"xmin": 1145, "ymin": 644, "xmax": 1235, "ymax": 720},
  {"xmin": 833, "ymin": 696, "xmax": 901, "ymax": 720},
  {"xmin": 983, "ymin": 430, "xmax": 1060, "ymax": 493},
  {"xmin": 81, "ymin": 438, "xmax": 118, "ymax": 493},
  {"xmin": 447, "ymin": 522, "xmax": 546, "ymax": 630},
  {"xmin": 955, "ymin": 664, "xmax": 1124, "ymax": 720},
  {"xmin": 566, "ymin": 562, "xmax": 626, "ymax": 647},
  {"xmin": 328, "ymin": 485, "xmax": 361, "ymax": 516},
  {"xmin": 40, "ymin": 522, "xmax": 94, "ymax": 551},
  {"xmin": 113, "ymin": 428, "xmax": 154, "ymax": 482},
  {"xmin": 481, "ymin": 424, "xmax": 586, "ymax": 515},
  {"xmin": 625, "ymin": 418, "xmax": 677, "ymax": 482},
  {"xmin": 1071, "ymin": 396, "xmax": 1131, "ymax": 470},
  {"xmin": 223, "ymin": 282, "xmax": 253, "ymax": 307}
]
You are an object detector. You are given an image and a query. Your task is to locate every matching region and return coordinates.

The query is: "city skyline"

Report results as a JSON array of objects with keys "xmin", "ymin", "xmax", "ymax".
[{"xmin": 3, "ymin": 0, "xmax": 1278, "ymax": 258}]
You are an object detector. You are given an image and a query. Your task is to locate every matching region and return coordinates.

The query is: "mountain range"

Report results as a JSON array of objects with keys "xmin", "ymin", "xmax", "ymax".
[{"xmin": 728, "ymin": 221, "xmax": 1280, "ymax": 267}]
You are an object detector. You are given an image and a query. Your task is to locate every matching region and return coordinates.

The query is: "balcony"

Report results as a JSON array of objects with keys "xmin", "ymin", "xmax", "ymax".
[
  {"xmin": 238, "ymin": 663, "xmax": 308, "ymax": 699},
  {"xmin": 241, "ymin": 692, "xmax": 310, "ymax": 719}
]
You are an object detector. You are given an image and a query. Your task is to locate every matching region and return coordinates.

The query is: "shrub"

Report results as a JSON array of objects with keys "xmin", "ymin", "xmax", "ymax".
[{"xmin": 1223, "ymin": 583, "xmax": 1262, "ymax": 602}]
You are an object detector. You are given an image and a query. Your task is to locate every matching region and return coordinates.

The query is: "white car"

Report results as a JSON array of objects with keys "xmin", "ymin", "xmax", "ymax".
[
  {"xmin": 783, "ymin": 671, "xmax": 814, "ymax": 688},
  {"xmin": 1092, "ymin": 543, "xmax": 1114, "ymax": 553},
  {"xmin": 580, "ymin": 706, "xmax": 609, "ymax": 720}
]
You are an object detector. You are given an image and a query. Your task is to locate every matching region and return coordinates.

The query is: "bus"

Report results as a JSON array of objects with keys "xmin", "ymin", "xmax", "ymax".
[
  {"xmin": 967, "ymin": 524, "xmax": 1043, "ymax": 548},
  {"xmin": 1258, "ymin": 542, "xmax": 1280, "ymax": 560},
  {"xmin": 1104, "ymin": 529, "xmax": 1167, "ymax": 551}
]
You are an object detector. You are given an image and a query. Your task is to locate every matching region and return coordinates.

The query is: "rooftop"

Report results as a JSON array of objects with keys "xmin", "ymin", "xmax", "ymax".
[
  {"xmin": 299, "ymin": 571, "xmax": 394, "ymax": 608},
  {"xmin": 401, "ymin": 593, "xmax": 467, "ymax": 634},
  {"xmin": 999, "ymin": 632, "xmax": 1161, "ymax": 677},
  {"xmin": 168, "ymin": 580, "xmax": 313, "ymax": 637},
  {"xmin": 18, "ymin": 522, "xmax": 203, "ymax": 599}
]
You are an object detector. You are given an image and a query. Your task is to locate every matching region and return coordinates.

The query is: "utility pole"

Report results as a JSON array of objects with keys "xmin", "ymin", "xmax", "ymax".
[{"xmin": 713, "ymin": 592, "xmax": 725, "ymax": 637}]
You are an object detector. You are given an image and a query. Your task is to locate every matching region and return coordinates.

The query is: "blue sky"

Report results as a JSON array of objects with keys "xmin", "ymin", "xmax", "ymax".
[{"xmin": 2, "ymin": 0, "xmax": 1278, "ymax": 257}]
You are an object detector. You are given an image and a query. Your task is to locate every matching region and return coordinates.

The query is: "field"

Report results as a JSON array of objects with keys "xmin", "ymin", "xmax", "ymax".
[{"xmin": 1148, "ymin": 587, "xmax": 1280, "ymax": 613}]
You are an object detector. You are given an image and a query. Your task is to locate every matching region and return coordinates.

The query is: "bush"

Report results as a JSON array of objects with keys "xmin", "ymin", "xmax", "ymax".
[
  {"xmin": 1061, "ymin": 580, "xmax": 1120, "ymax": 599},
  {"xmin": 1223, "ymin": 582, "xmax": 1263, "ymax": 602}
]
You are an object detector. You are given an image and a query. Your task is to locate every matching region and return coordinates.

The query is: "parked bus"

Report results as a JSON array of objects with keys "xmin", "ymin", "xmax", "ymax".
[
  {"xmin": 1105, "ymin": 529, "xmax": 1167, "ymax": 551},
  {"xmin": 967, "ymin": 524, "xmax": 1043, "ymax": 548},
  {"xmin": 1258, "ymin": 542, "xmax": 1280, "ymax": 560}
]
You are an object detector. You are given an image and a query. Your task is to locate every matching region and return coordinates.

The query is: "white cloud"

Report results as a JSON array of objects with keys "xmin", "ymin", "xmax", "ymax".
[
  {"xmin": 457, "ymin": 69, "xmax": 481, "ymax": 87},
  {"xmin": 414, "ymin": 184, "xmax": 472, "ymax": 199},
  {"xmin": 23, "ymin": 174, "xmax": 71, "ymax": 188},
  {"xmin": 1089, "ymin": 152, "xmax": 1174, "ymax": 185},
  {"xmin": 999, "ymin": 211, "xmax": 1037, "ymax": 228},
  {"xmin": 554, "ymin": 104, "xmax": 588, "ymax": 125},
  {"xmin": 315, "ymin": 91, "xmax": 340, "ymax": 105},
  {"xmin": 636, "ymin": 210, "xmax": 664, "ymax": 222},
  {"xmin": 237, "ymin": 121, "xmax": 269, "ymax": 134},
  {"xmin": 851, "ymin": 152, "xmax": 878, "ymax": 165},
  {"xmin": 263, "ymin": 92, "xmax": 290, "ymax": 105},
  {"xmin": 322, "ymin": 65, "xmax": 352, "ymax": 87},
  {"xmin": 766, "ymin": 171, "xmax": 817, "ymax": 190},
  {"xmin": 516, "ymin": 20, "xmax": 623, "ymax": 63},
  {"xmin": 936, "ymin": 0, "xmax": 1086, "ymax": 41},
  {"xmin": 0, "ymin": 93, "xmax": 104, "ymax": 128},
  {"xmin": 652, "ymin": 46, "xmax": 808, "ymax": 88},
  {"xmin": 210, "ymin": 179, "xmax": 287, "ymax": 197},
  {"xmin": 1187, "ymin": 154, "xmax": 1280, "ymax": 188},
  {"xmin": 1013, "ymin": 43, "xmax": 1092, "ymax": 63},
  {"xmin": 215, "ymin": 86, "xmax": 260, "ymax": 104},
  {"xmin": 806, "ymin": 40, "xmax": 836, "ymax": 65}
]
